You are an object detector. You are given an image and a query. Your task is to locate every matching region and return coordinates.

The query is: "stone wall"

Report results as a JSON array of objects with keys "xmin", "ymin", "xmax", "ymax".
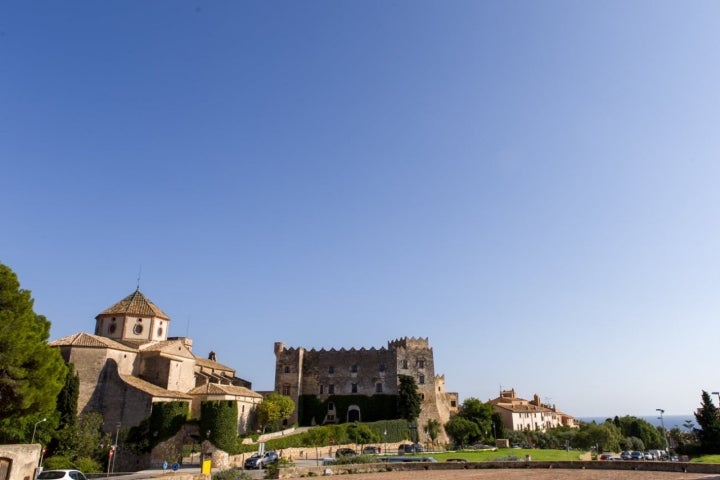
[{"xmin": 0, "ymin": 444, "xmax": 41, "ymax": 480}]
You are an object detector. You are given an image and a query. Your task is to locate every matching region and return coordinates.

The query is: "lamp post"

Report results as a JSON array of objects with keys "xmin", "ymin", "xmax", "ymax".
[
  {"xmin": 31, "ymin": 418, "xmax": 46, "ymax": 444},
  {"xmin": 111, "ymin": 422, "xmax": 121, "ymax": 474},
  {"xmin": 656, "ymin": 409, "xmax": 670, "ymax": 455},
  {"xmin": 383, "ymin": 429, "xmax": 387, "ymax": 456},
  {"xmin": 712, "ymin": 392, "xmax": 720, "ymax": 407}
]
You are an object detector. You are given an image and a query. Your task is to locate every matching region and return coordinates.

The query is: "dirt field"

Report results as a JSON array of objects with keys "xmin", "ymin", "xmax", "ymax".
[{"xmin": 322, "ymin": 469, "xmax": 720, "ymax": 480}]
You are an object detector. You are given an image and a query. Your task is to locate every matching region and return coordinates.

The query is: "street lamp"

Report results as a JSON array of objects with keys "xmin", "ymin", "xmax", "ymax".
[
  {"xmin": 31, "ymin": 418, "xmax": 46, "ymax": 444},
  {"xmin": 383, "ymin": 429, "xmax": 387, "ymax": 456},
  {"xmin": 712, "ymin": 391, "xmax": 720, "ymax": 407},
  {"xmin": 656, "ymin": 408, "xmax": 670, "ymax": 455},
  {"xmin": 111, "ymin": 422, "xmax": 121, "ymax": 474}
]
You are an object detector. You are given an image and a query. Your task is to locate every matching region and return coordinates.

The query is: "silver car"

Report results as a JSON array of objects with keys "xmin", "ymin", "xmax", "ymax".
[{"xmin": 37, "ymin": 470, "xmax": 87, "ymax": 480}]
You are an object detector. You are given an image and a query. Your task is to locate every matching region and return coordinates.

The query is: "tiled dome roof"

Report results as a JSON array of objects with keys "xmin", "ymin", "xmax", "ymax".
[{"xmin": 96, "ymin": 289, "xmax": 170, "ymax": 320}]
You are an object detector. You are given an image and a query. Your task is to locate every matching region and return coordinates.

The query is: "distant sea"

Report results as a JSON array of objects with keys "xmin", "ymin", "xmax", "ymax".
[{"xmin": 578, "ymin": 415, "xmax": 696, "ymax": 430}]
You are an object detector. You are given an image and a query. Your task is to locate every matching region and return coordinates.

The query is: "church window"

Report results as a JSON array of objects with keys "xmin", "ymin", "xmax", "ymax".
[
  {"xmin": 351, "ymin": 383, "xmax": 358, "ymax": 393},
  {"xmin": 133, "ymin": 324, "xmax": 143, "ymax": 335},
  {"xmin": 351, "ymin": 364, "xmax": 358, "ymax": 373},
  {"xmin": 157, "ymin": 328, "xmax": 163, "ymax": 337},
  {"xmin": 329, "ymin": 384, "xmax": 335, "ymax": 394},
  {"xmin": 108, "ymin": 323, "xmax": 117, "ymax": 334},
  {"xmin": 375, "ymin": 383, "xmax": 383, "ymax": 393}
]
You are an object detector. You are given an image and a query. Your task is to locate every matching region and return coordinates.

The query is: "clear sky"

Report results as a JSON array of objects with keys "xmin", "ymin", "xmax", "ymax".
[{"xmin": 2, "ymin": 1, "xmax": 719, "ymax": 418}]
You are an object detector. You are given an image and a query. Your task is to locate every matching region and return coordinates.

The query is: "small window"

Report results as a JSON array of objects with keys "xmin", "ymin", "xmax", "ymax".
[
  {"xmin": 375, "ymin": 383, "xmax": 383, "ymax": 393},
  {"xmin": 284, "ymin": 366, "xmax": 290, "ymax": 373},
  {"xmin": 351, "ymin": 383, "xmax": 358, "ymax": 393},
  {"xmin": 329, "ymin": 366, "xmax": 334, "ymax": 374},
  {"xmin": 157, "ymin": 327, "xmax": 163, "ymax": 337},
  {"xmin": 282, "ymin": 384, "xmax": 290, "ymax": 395},
  {"xmin": 417, "ymin": 359, "xmax": 425, "ymax": 368},
  {"xmin": 421, "ymin": 393, "xmax": 425, "ymax": 400},
  {"xmin": 108, "ymin": 324, "xmax": 117, "ymax": 334},
  {"xmin": 329, "ymin": 384, "xmax": 335, "ymax": 394},
  {"xmin": 419, "ymin": 375, "xmax": 425, "ymax": 385},
  {"xmin": 379, "ymin": 363, "xmax": 386, "ymax": 372},
  {"xmin": 351, "ymin": 364, "xmax": 358, "ymax": 373},
  {"xmin": 451, "ymin": 400, "xmax": 457, "ymax": 407},
  {"xmin": 328, "ymin": 402, "xmax": 335, "ymax": 410},
  {"xmin": 320, "ymin": 385, "xmax": 324, "ymax": 394},
  {"xmin": 133, "ymin": 324, "xmax": 143, "ymax": 335},
  {"xmin": 401, "ymin": 360, "xmax": 408, "ymax": 369}
]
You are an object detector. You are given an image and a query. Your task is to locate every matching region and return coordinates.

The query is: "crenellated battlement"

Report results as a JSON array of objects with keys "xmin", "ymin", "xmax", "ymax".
[{"xmin": 387, "ymin": 336, "xmax": 430, "ymax": 350}]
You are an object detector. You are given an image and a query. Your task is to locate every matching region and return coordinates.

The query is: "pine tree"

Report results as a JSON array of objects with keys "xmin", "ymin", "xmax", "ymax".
[
  {"xmin": 0, "ymin": 263, "xmax": 68, "ymax": 442},
  {"xmin": 397, "ymin": 375, "xmax": 421, "ymax": 422},
  {"xmin": 695, "ymin": 390, "xmax": 720, "ymax": 453}
]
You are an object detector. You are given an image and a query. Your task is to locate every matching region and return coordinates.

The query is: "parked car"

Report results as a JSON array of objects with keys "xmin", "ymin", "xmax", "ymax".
[
  {"xmin": 620, "ymin": 451, "xmax": 632, "ymax": 460},
  {"xmin": 362, "ymin": 446, "xmax": 380, "ymax": 455},
  {"xmin": 400, "ymin": 443, "xmax": 424, "ymax": 453},
  {"xmin": 470, "ymin": 443, "xmax": 497, "ymax": 451},
  {"xmin": 335, "ymin": 448, "xmax": 357, "ymax": 458},
  {"xmin": 244, "ymin": 451, "xmax": 279, "ymax": 469},
  {"xmin": 37, "ymin": 471, "xmax": 87, "ymax": 480},
  {"xmin": 630, "ymin": 451, "xmax": 645, "ymax": 461}
]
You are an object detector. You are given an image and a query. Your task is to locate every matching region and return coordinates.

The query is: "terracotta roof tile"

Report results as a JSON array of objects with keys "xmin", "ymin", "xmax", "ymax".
[
  {"xmin": 194, "ymin": 356, "xmax": 235, "ymax": 372},
  {"xmin": 188, "ymin": 383, "xmax": 262, "ymax": 398},
  {"xmin": 96, "ymin": 290, "xmax": 170, "ymax": 320},
  {"xmin": 50, "ymin": 333, "xmax": 137, "ymax": 352},
  {"xmin": 119, "ymin": 373, "xmax": 192, "ymax": 399}
]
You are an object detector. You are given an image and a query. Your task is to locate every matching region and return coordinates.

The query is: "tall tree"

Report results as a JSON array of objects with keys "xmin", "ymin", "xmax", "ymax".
[
  {"xmin": 458, "ymin": 397, "xmax": 495, "ymax": 438},
  {"xmin": 256, "ymin": 392, "xmax": 295, "ymax": 433},
  {"xmin": 397, "ymin": 375, "xmax": 421, "ymax": 422},
  {"xmin": 695, "ymin": 390, "xmax": 720, "ymax": 453},
  {"xmin": 0, "ymin": 263, "xmax": 67, "ymax": 443}
]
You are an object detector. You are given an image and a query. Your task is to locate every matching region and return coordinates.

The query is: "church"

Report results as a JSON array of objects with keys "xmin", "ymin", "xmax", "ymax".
[{"xmin": 50, "ymin": 289, "xmax": 262, "ymax": 434}]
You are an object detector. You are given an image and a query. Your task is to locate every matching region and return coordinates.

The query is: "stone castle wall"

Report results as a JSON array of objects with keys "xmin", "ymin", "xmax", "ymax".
[{"xmin": 274, "ymin": 338, "xmax": 456, "ymax": 442}]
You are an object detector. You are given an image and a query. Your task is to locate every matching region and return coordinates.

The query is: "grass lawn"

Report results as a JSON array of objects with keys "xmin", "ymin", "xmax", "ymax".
[
  {"xmin": 690, "ymin": 454, "xmax": 720, "ymax": 463},
  {"xmin": 425, "ymin": 448, "xmax": 587, "ymax": 462}
]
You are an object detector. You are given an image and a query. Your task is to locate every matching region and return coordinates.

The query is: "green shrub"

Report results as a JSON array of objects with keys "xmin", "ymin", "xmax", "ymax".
[
  {"xmin": 211, "ymin": 467, "xmax": 252, "ymax": 480},
  {"xmin": 72, "ymin": 456, "xmax": 102, "ymax": 473},
  {"xmin": 43, "ymin": 455, "xmax": 73, "ymax": 470}
]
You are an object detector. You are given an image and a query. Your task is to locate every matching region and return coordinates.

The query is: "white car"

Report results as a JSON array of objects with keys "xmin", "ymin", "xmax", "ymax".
[{"xmin": 37, "ymin": 470, "xmax": 87, "ymax": 480}]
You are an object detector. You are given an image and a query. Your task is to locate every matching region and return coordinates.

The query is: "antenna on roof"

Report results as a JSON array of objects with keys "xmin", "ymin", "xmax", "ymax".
[{"xmin": 136, "ymin": 265, "xmax": 142, "ymax": 291}]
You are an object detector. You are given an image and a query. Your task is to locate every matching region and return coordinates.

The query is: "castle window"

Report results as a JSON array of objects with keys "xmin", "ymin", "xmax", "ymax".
[
  {"xmin": 329, "ymin": 366, "xmax": 334, "ymax": 374},
  {"xmin": 375, "ymin": 383, "xmax": 383, "ymax": 393},
  {"xmin": 133, "ymin": 324, "xmax": 143, "ymax": 335},
  {"xmin": 282, "ymin": 384, "xmax": 290, "ymax": 396},
  {"xmin": 421, "ymin": 393, "xmax": 425, "ymax": 400},
  {"xmin": 351, "ymin": 364, "xmax": 358, "ymax": 373},
  {"xmin": 329, "ymin": 384, "xmax": 335, "ymax": 394},
  {"xmin": 328, "ymin": 402, "xmax": 335, "ymax": 410},
  {"xmin": 401, "ymin": 360, "xmax": 408, "ymax": 369},
  {"xmin": 419, "ymin": 375, "xmax": 425, "ymax": 385},
  {"xmin": 320, "ymin": 385, "xmax": 324, "ymax": 394},
  {"xmin": 379, "ymin": 363, "xmax": 385, "ymax": 372},
  {"xmin": 351, "ymin": 383, "xmax": 358, "ymax": 393},
  {"xmin": 417, "ymin": 359, "xmax": 425, "ymax": 368},
  {"xmin": 284, "ymin": 366, "xmax": 290, "ymax": 373},
  {"xmin": 451, "ymin": 400, "xmax": 457, "ymax": 407}
]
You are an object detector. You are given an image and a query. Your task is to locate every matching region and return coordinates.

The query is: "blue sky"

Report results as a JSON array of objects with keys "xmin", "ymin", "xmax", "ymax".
[{"xmin": 2, "ymin": 1, "xmax": 719, "ymax": 417}]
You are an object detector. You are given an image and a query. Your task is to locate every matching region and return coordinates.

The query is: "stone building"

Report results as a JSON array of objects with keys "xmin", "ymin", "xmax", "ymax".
[
  {"xmin": 274, "ymin": 337, "xmax": 458, "ymax": 443},
  {"xmin": 50, "ymin": 289, "xmax": 262, "ymax": 435},
  {"xmin": 489, "ymin": 389, "xmax": 578, "ymax": 432}
]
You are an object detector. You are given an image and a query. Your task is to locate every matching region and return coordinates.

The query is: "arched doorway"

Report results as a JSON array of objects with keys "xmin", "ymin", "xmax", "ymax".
[{"xmin": 347, "ymin": 405, "xmax": 361, "ymax": 423}]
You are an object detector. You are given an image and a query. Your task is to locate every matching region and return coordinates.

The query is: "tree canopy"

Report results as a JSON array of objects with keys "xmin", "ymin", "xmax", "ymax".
[
  {"xmin": 397, "ymin": 375, "xmax": 421, "ymax": 422},
  {"xmin": 256, "ymin": 392, "xmax": 295, "ymax": 433},
  {"xmin": 695, "ymin": 390, "xmax": 720, "ymax": 453},
  {"xmin": 0, "ymin": 263, "xmax": 67, "ymax": 443}
]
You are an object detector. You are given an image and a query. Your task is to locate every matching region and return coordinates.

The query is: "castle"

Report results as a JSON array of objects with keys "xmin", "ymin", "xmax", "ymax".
[
  {"xmin": 50, "ymin": 289, "xmax": 262, "ymax": 434},
  {"xmin": 274, "ymin": 337, "xmax": 458, "ymax": 442}
]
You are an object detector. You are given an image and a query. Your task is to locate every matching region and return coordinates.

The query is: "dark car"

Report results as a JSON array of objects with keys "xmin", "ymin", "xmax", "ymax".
[
  {"xmin": 400, "ymin": 443, "xmax": 424, "ymax": 453},
  {"xmin": 335, "ymin": 448, "xmax": 357, "ymax": 458},
  {"xmin": 362, "ymin": 446, "xmax": 380, "ymax": 455},
  {"xmin": 244, "ymin": 451, "xmax": 278, "ymax": 469}
]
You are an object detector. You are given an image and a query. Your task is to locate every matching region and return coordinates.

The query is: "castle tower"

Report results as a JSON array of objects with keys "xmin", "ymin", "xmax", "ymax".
[{"xmin": 94, "ymin": 289, "xmax": 171, "ymax": 343}]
